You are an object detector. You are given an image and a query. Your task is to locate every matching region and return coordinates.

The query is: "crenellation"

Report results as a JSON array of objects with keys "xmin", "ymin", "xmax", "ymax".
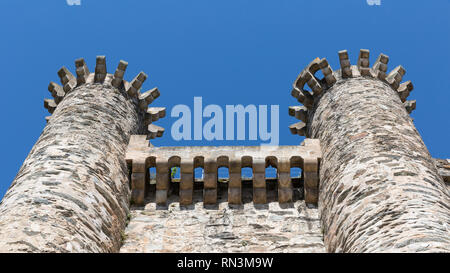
[
  {"xmin": 289, "ymin": 49, "xmax": 450, "ymax": 252},
  {"xmin": 125, "ymin": 140, "xmax": 322, "ymax": 206},
  {"xmin": 94, "ymin": 56, "xmax": 107, "ymax": 83},
  {"xmin": 397, "ymin": 80, "xmax": 414, "ymax": 102},
  {"xmin": 357, "ymin": 49, "xmax": 371, "ymax": 76},
  {"xmin": 404, "ymin": 100, "xmax": 416, "ymax": 114},
  {"xmin": 338, "ymin": 50, "xmax": 352, "ymax": 78},
  {"xmin": 57, "ymin": 66, "xmax": 77, "ymax": 93},
  {"xmin": 43, "ymin": 98, "xmax": 57, "ymax": 114},
  {"xmin": 291, "ymin": 87, "xmax": 314, "ymax": 109},
  {"xmin": 147, "ymin": 107, "xmax": 166, "ymax": 121},
  {"xmin": 289, "ymin": 121, "xmax": 306, "ymax": 136},
  {"xmin": 111, "ymin": 60, "xmax": 128, "ymax": 88},
  {"xmin": 48, "ymin": 81, "xmax": 65, "ymax": 104},
  {"xmin": 319, "ymin": 58, "xmax": 336, "ymax": 86},
  {"xmin": 277, "ymin": 157, "xmax": 293, "ymax": 203},
  {"xmin": 0, "ymin": 57, "xmax": 162, "ymax": 253},
  {"xmin": 139, "ymin": 88, "xmax": 159, "ymax": 110},
  {"xmin": 302, "ymin": 157, "xmax": 319, "ymax": 205},
  {"xmin": 371, "ymin": 53, "xmax": 389, "ymax": 80},
  {"xmin": 298, "ymin": 69, "xmax": 322, "ymax": 96},
  {"xmin": 203, "ymin": 157, "xmax": 218, "ymax": 204},
  {"xmin": 252, "ymin": 157, "xmax": 267, "ymax": 204},
  {"xmin": 288, "ymin": 106, "xmax": 308, "ymax": 122},
  {"xmin": 228, "ymin": 157, "xmax": 242, "ymax": 205},
  {"xmin": 179, "ymin": 157, "xmax": 195, "ymax": 205},
  {"xmin": 75, "ymin": 58, "xmax": 90, "ymax": 85},
  {"xmin": 131, "ymin": 158, "xmax": 147, "ymax": 205},
  {"xmin": 147, "ymin": 124, "xmax": 165, "ymax": 139},
  {"xmin": 386, "ymin": 65, "xmax": 406, "ymax": 90},
  {"xmin": 154, "ymin": 156, "xmax": 170, "ymax": 205},
  {"xmin": 127, "ymin": 72, "xmax": 147, "ymax": 98},
  {"xmin": 1, "ymin": 48, "xmax": 448, "ymax": 253}
]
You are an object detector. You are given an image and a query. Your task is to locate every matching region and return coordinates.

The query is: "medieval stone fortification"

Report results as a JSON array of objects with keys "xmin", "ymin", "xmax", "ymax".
[{"xmin": 0, "ymin": 50, "xmax": 448, "ymax": 253}]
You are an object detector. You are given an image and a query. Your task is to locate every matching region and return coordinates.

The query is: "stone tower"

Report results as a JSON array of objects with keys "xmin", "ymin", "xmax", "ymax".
[
  {"xmin": 0, "ymin": 50, "xmax": 448, "ymax": 253},
  {"xmin": 289, "ymin": 49, "xmax": 450, "ymax": 252},
  {"xmin": 0, "ymin": 57, "xmax": 164, "ymax": 252}
]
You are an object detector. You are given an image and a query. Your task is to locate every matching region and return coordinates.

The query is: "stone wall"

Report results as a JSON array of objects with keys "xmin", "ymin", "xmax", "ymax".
[
  {"xmin": 300, "ymin": 53, "xmax": 450, "ymax": 252},
  {"xmin": 1, "ymin": 51, "xmax": 448, "ymax": 253},
  {"xmin": 0, "ymin": 59, "xmax": 151, "ymax": 252},
  {"xmin": 435, "ymin": 159, "xmax": 450, "ymax": 184},
  {"xmin": 120, "ymin": 184, "xmax": 325, "ymax": 253}
]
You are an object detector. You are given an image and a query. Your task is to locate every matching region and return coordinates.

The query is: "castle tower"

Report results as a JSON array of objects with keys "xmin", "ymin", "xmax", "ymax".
[
  {"xmin": 0, "ymin": 50, "xmax": 448, "ymax": 253},
  {"xmin": 289, "ymin": 49, "xmax": 450, "ymax": 252},
  {"xmin": 0, "ymin": 57, "xmax": 164, "ymax": 252}
]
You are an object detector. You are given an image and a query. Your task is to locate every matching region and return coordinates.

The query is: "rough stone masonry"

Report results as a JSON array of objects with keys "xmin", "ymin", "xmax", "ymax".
[
  {"xmin": 0, "ymin": 50, "xmax": 449, "ymax": 253},
  {"xmin": 121, "ymin": 187, "xmax": 325, "ymax": 253},
  {"xmin": 0, "ymin": 57, "xmax": 162, "ymax": 252},
  {"xmin": 290, "ymin": 49, "xmax": 450, "ymax": 252}
]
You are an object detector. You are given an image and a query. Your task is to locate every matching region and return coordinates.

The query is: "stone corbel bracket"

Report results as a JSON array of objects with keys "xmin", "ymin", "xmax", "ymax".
[
  {"xmin": 44, "ymin": 56, "xmax": 166, "ymax": 140},
  {"xmin": 125, "ymin": 136, "xmax": 322, "ymax": 207},
  {"xmin": 289, "ymin": 49, "xmax": 415, "ymax": 137}
]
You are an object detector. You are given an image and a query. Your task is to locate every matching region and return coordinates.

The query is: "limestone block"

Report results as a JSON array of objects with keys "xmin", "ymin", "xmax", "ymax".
[
  {"xmin": 397, "ymin": 81, "xmax": 414, "ymax": 102},
  {"xmin": 252, "ymin": 158, "xmax": 267, "ymax": 204},
  {"xmin": 203, "ymin": 157, "xmax": 218, "ymax": 205},
  {"xmin": 155, "ymin": 158, "xmax": 170, "ymax": 205},
  {"xmin": 75, "ymin": 58, "xmax": 90, "ymax": 85},
  {"xmin": 131, "ymin": 158, "xmax": 147, "ymax": 205},
  {"xmin": 289, "ymin": 106, "xmax": 308, "ymax": 122},
  {"xmin": 48, "ymin": 82, "xmax": 65, "ymax": 104},
  {"xmin": 139, "ymin": 88, "xmax": 160, "ymax": 110},
  {"xmin": 127, "ymin": 72, "xmax": 147, "ymax": 98},
  {"xmin": 94, "ymin": 56, "xmax": 107, "ymax": 83},
  {"xmin": 228, "ymin": 159, "xmax": 242, "ymax": 205},
  {"xmin": 404, "ymin": 100, "xmax": 416, "ymax": 114},
  {"xmin": 319, "ymin": 58, "xmax": 337, "ymax": 86},
  {"xmin": 277, "ymin": 157, "xmax": 292, "ymax": 203},
  {"xmin": 147, "ymin": 124, "xmax": 165, "ymax": 139},
  {"xmin": 386, "ymin": 65, "xmax": 405, "ymax": 90},
  {"xmin": 111, "ymin": 60, "xmax": 128, "ymax": 88},
  {"xmin": 44, "ymin": 98, "xmax": 57, "ymax": 114},
  {"xmin": 180, "ymin": 158, "xmax": 194, "ymax": 205},
  {"xmin": 338, "ymin": 50, "xmax": 352, "ymax": 78},
  {"xmin": 372, "ymin": 53, "xmax": 389, "ymax": 80},
  {"xmin": 289, "ymin": 121, "xmax": 306, "ymax": 136},
  {"xmin": 147, "ymin": 107, "xmax": 166, "ymax": 122},
  {"xmin": 291, "ymin": 87, "xmax": 314, "ymax": 109},
  {"xmin": 357, "ymin": 49, "xmax": 371, "ymax": 76},
  {"xmin": 57, "ymin": 66, "xmax": 77, "ymax": 93}
]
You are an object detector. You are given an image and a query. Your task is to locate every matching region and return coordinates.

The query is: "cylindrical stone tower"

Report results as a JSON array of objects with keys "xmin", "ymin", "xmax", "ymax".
[
  {"xmin": 289, "ymin": 49, "xmax": 450, "ymax": 252},
  {"xmin": 0, "ymin": 57, "xmax": 164, "ymax": 252}
]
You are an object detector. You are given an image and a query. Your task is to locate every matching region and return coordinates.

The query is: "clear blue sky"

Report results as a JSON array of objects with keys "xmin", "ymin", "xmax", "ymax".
[{"xmin": 0, "ymin": 0, "xmax": 449, "ymax": 198}]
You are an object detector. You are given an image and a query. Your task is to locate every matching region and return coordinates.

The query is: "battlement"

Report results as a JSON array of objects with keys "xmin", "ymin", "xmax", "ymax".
[
  {"xmin": 1, "ymin": 49, "xmax": 448, "ymax": 253},
  {"xmin": 289, "ymin": 49, "xmax": 415, "ymax": 137},
  {"xmin": 287, "ymin": 49, "xmax": 450, "ymax": 252},
  {"xmin": 44, "ymin": 56, "xmax": 166, "ymax": 140},
  {"xmin": 125, "ymin": 135, "xmax": 321, "ymax": 206}
]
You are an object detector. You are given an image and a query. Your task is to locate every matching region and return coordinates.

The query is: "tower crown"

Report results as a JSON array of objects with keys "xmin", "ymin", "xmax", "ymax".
[
  {"xmin": 289, "ymin": 49, "xmax": 415, "ymax": 137},
  {"xmin": 44, "ymin": 56, "xmax": 166, "ymax": 140}
]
